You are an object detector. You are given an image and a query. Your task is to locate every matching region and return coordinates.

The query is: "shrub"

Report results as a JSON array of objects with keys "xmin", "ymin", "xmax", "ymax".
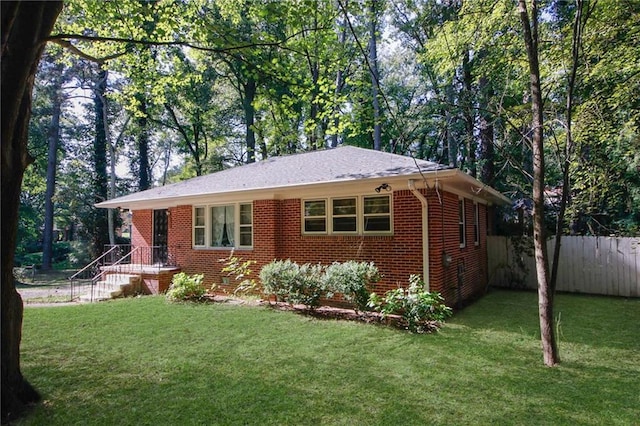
[
  {"xmin": 324, "ymin": 261, "xmax": 380, "ymax": 312},
  {"xmin": 219, "ymin": 252, "xmax": 259, "ymax": 297},
  {"xmin": 166, "ymin": 272, "xmax": 206, "ymax": 302},
  {"xmin": 259, "ymin": 259, "xmax": 299, "ymax": 302},
  {"xmin": 368, "ymin": 275, "xmax": 452, "ymax": 333},
  {"xmin": 259, "ymin": 260, "xmax": 326, "ymax": 308}
]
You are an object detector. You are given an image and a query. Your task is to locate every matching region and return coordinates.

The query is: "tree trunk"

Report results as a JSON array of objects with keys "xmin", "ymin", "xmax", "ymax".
[
  {"xmin": 445, "ymin": 85, "xmax": 457, "ymax": 167},
  {"xmin": 41, "ymin": 61, "xmax": 64, "ymax": 270},
  {"xmin": 478, "ymin": 75, "xmax": 496, "ymax": 234},
  {"xmin": 330, "ymin": 3, "xmax": 347, "ymax": 149},
  {"xmin": 136, "ymin": 95, "xmax": 151, "ymax": 191},
  {"xmin": 369, "ymin": 0, "xmax": 382, "ymax": 151},
  {"xmin": 519, "ymin": 0, "xmax": 559, "ymax": 367},
  {"xmin": 551, "ymin": 0, "xmax": 588, "ymax": 291},
  {"xmin": 462, "ymin": 49, "xmax": 476, "ymax": 177},
  {"xmin": 91, "ymin": 68, "xmax": 110, "ymax": 257},
  {"xmin": 244, "ymin": 77, "xmax": 257, "ymax": 163},
  {"xmin": 1, "ymin": 2, "xmax": 63, "ymax": 422},
  {"xmin": 478, "ymin": 77, "xmax": 495, "ymax": 185}
]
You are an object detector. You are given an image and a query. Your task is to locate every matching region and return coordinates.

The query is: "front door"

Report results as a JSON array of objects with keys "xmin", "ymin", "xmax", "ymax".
[{"xmin": 153, "ymin": 209, "xmax": 168, "ymax": 264}]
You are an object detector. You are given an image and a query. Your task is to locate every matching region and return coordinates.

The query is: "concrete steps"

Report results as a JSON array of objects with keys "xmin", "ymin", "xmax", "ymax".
[{"xmin": 79, "ymin": 273, "xmax": 141, "ymax": 302}]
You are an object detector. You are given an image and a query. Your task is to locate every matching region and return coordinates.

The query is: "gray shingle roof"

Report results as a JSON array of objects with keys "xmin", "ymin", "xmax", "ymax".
[{"xmin": 98, "ymin": 146, "xmax": 453, "ymax": 208}]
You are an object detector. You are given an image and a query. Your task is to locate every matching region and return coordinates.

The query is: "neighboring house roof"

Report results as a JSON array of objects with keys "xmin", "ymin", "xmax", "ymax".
[{"xmin": 97, "ymin": 145, "xmax": 510, "ymax": 210}]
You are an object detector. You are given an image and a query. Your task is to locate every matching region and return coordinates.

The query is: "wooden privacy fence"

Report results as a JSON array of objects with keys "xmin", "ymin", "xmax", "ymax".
[{"xmin": 487, "ymin": 236, "xmax": 640, "ymax": 297}]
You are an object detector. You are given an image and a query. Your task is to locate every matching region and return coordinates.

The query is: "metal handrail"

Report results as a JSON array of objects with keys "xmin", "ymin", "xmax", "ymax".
[
  {"xmin": 69, "ymin": 244, "xmax": 177, "ymax": 301},
  {"xmin": 68, "ymin": 245, "xmax": 120, "ymax": 281},
  {"xmin": 90, "ymin": 246, "xmax": 141, "ymax": 302}
]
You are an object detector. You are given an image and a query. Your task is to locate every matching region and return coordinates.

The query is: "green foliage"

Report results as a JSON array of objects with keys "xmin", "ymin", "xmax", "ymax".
[
  {"xmin": 67, "ymin": 241, "xmax": 92, "ymax": 268},
  {"xmin": 166, "ymin": 272, "xmax": 206, "ymax": 302},
  {"xmin": 259, "ymin": 260, "xmax": 326, "ymax": 309},
  {"xmin": 324, "ymin": 261, "xmax": 381, "ymax": 312},
  {"xmin": 260, "ymin": 260, "xmax": 383, "ymax": 311},
  {"xmin": 219, "ymin": 251, "xmax": 259, "ymax": 297},
  {"xmin": 368, "ymin": 275, "xmax": 452, "ymax": 333}
]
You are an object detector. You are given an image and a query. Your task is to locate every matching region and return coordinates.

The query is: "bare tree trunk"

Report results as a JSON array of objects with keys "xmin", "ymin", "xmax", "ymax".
[
  {"xmin": 1, "ymin": 2, "xmax": 63, "ymax": 422},
  {"xmin": 519, "ymin": 0, "xmax": 559, "ymax": 367},
  {"xmin": 369, "ymin": 0, "xmax": 382, "ymax": 151},
  {"xmin": 41, "ymin": 61, "xmax": 64, "ymax": 270}
]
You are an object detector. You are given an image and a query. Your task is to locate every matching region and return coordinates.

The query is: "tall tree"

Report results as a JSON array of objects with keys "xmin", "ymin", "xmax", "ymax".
[
  {"xmin": 1, "ymin": 2, "xmax": 63, "ymax": 421},
  {"xmin": 518, "ymin": 0, "xmax": 559, "ymax": 367},
  {"xmin": 89, "ymin": 67, "xmax": 110, "ymax": 256},
  {"xmin": 40, "ymin": 54, "xmax": 66, "ymax": 270},
  {"xmin": 368, "ymin": 0, "xmax": 383, "ymax": 150}
]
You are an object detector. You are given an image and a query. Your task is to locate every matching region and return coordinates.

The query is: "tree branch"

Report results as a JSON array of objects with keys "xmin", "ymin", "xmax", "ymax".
[{"xmin": 49, "ymin": 38, "xmax": 126, "ymax": 64}]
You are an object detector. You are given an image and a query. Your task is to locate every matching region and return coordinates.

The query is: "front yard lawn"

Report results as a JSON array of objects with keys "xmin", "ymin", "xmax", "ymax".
[{"xmin": 18, "ymin": 290, "xmax": 640, "ymax": 425}]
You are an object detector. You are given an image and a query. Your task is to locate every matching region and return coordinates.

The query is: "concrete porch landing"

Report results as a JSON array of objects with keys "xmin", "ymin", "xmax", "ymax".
[{"xmin": 101, "ymin": 264, "xmax": 181, "ymax": 295}]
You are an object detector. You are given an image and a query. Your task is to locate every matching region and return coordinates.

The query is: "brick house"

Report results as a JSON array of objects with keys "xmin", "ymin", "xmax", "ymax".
[{"xmin": 97, "ymin": 146, "xmax": 509, "ymax": 306}]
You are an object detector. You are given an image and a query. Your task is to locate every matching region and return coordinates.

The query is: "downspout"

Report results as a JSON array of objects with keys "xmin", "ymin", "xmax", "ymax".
[{"xmin": 408, "ymin": 179, "xmax": 429, "ymax": 291}]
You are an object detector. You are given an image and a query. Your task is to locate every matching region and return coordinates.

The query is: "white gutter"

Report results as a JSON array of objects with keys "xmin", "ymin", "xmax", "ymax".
[{"xmin": 408, "ymin": 179, "xmax": 429, "ymax": 291}]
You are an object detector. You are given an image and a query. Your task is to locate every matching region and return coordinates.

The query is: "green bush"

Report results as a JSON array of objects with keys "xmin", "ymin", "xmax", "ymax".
[
  {"xmin": 368, "ymin": 274, "xmax": 452, "ymax": 333},
  {"xmin": 166, "ymin": 272, "xmax": 206, "ymax": 302},
  {"xmin": 324, "ymin": 261, "xmax": 380, "ymax": 312},
  {"xmin": 259, "ymin": 260, "xmax": 326, "ymax": 308}
]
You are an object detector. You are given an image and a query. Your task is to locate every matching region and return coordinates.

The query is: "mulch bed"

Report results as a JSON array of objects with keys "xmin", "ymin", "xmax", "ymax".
[{"xmin": 203, "ymin": 294, "xmax": 441, "ymax": 333}]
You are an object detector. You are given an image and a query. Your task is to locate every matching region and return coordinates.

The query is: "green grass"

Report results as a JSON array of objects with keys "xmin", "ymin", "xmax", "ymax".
[{"xmin": 18, "ymin": 290, "xmax": 640, "ymax": 425}]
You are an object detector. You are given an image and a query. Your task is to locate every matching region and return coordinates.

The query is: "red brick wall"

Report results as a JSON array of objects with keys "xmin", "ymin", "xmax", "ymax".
[
  {"xmin": 427, "ymin": 189, "xmax": 488, "ymax": 306},
  {"xmin": 130, "ymin": 188, "xmax": 489, "ymax": 306},
  {"xmin": 132, "ymin": 209, "xmax": 153, "ymax": 248},
  {"xmin": 274, "ymin": 191, "xmax": 424, "ymax": 294}
]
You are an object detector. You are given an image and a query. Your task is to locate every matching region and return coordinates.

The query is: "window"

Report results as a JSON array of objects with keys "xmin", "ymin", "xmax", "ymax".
[
  {"xmin": 332, "ymin": 198, "xmax": 357, "ymax": 232},
  {"xmin": 363, "ymin": 195, "xmax": 391, "ymax": 232},
  {"xmin": 211, "ymin": 205, "xmax": 235, "ymax": 247},
  {"xmin": 304, "ymin": 200, "xmax": 327, "ymax": 233},
  {"xmin": 473, "ymin": 202, "xmax": 480, "ymax": 246},
  {"xmin": 193, "ymin": 203, "xmax": 252, "ymax": 248},
  {"xmin": 194, "ymin": 207, "xmax": 206, "ymax": 246},
  {"xmin": 302, "ymin": 195, "xmax": 391, "ymax": 235},
  {"xmin": 459, "ymin": 198, "xmax": 466, "ymax": 248},
  {"xmin": 239, "ymin": 204, "xmax": 253, "ymax": 246}
]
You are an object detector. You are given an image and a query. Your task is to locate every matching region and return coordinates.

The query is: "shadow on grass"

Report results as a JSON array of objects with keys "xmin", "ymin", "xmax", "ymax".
[{"xmin": 451, "ymin": 288, "xmax": 640, "ymax": 351}]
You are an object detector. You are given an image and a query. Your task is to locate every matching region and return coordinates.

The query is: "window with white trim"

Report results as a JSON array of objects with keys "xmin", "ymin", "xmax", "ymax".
[
  {"xmin": 459, "ymin": 198, "xmax": 466, "ymax": 248},
  {"xmin": 193, "ymin": 203, "xmax": 253, "ymax": 248},
  {"xmin": 194, "ymin": 207, "xmax": 206, "ymax": 246},
  {"xmin": 303, "ymin": 195, "xmax": 392, "ymax": 235},
  {"xmin": 473, "ymin": 202, "xmax": 480, "ymax": 246},
  {"xmin": 239, "ymin": 203, "xmax": 253, "ymax": 246}
]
